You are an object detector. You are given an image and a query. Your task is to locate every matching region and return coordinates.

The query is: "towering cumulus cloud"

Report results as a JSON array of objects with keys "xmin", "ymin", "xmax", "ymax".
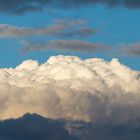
[{"xmin": 0, "ymin": 55, "xmax": 140, "ymax": 124}]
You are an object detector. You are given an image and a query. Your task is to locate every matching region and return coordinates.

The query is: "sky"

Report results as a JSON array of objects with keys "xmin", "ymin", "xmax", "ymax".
[
  {"xmin": 0, "ymin": 1, "xmax": 140, "ymax": 140},
  {"xmin": 0, "ymin": 0, "xmax": 140, "ymax": 70}
]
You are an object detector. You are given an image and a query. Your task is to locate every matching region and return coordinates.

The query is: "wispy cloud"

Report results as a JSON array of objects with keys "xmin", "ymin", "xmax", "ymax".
[
  {"xmin": 21, "ymin": 40, "xmax": 110, "ymax": 53},
  {"xmin": 119, "ymin": 43, "xmax": 140, "ymax": 56},
  {"xmin": 0, "ymin": 19, "xmax": 95, "ymax": 38},
  {"xmin": 22, "ymin": 40, "xmax": 140, "ymax": 57}
]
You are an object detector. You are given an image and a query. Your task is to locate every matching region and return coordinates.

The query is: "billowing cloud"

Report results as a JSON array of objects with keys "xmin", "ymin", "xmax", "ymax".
[
  {"xmin": 0, "ymin": 55, "xmax": 140, "ymax": 124},
  {"xmin": 0, "ymin": 0, "xmax": 140, "ymax": 15},
  {"xmin": 0, "ymin": 20, "xmax": 95, "ymax": 38},
  {"xmin": 21, "ymin": 40, "xmax": 109, "ymax": 53}
]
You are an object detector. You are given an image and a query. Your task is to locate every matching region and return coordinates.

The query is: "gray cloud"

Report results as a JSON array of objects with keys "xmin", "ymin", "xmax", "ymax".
[
  {"xmin": 0, "ymin": 20, "xmax": 95, "ymax": 38},
  {"xmin": 0, "ymin": 0, "xmax": 48, "ymax": 14},
  {"xmin": 0, "ymin": 113, "xmax": 79, "ymax": 140},
  {"xmin": 0, "ymin": 113, "xmax": 140, "ymax": 140},
  {"xmin": 21, "ymin": 40, "xmax": 109, "ymax": 53},
  {"xmin": 0, "ymin": 0, "xmax": 140, "ymax": 15},
  {"xmin": 120, "ymin": 43, "xmax": 140, "ymax": 56}
]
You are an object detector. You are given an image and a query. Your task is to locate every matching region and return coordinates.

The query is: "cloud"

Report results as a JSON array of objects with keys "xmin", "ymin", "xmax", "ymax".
[
  {"xmin": 0, "ymin": 55, "xmax": 140, "ymax": 124},
  {"xmin": 0, "ymin": 113, "xmax": 140, "ymax": 140},
  {"xmin": 21, "ymin": 40, "xmax": 109, "ymax": 53},
  {"xmin": 0, "ymin": 0, "xmax": 48, "ymax": 14},
  {"xmin": 0, "ymin": 0, "xmax": 140, "ymax": 15},
  {"xmin": 55, "ymin": 0, "xmax": 140, "ymax": 9},
  {"xmin": 0, "ymin": 113, "xmax": 79, "ymax": 140},
  {"xmin": 119, "ymin": 43, "xmax": 140, "ymax": 56},
  {"xmin": 0, "ymin": 20, "xmax": 95, "ymax": 38}
]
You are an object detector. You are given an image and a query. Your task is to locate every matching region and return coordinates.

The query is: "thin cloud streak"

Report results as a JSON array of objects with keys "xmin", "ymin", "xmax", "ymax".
[
  {"xmin": 20, "ymin": 38, "xmax": 140, "ymax": 57},
  {"xmin": 0, "ymin": 19, "xmax": 95, "ymax": 38},
  {"xmin": 119, "ymin": 43, "xmax": 140, "ymax": 56},
  {"xmin": 21, "ymin": 40, "xmax": 110, "ymax": 54}
]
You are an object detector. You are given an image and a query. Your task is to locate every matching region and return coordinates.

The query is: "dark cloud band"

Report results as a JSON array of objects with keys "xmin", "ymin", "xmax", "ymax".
[{"xmin": 0, "ymin": 0, "xmax": 140, "ymax": 15}]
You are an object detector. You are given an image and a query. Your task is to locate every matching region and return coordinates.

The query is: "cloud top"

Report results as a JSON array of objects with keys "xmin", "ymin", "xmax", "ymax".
[{"xmin": 0, "ymin": 55, "xmax": 140, "ymax": 123}]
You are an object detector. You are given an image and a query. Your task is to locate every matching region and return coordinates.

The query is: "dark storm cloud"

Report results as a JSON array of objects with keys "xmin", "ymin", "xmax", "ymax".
[
  {"xmin": 0, "ymin": 0, "xmax": 140, "ymax": 15},
  {"xmin": 21, "ymin": 40, "xmax": 110, "ymax": 53},
  {"xmin": 0, "ymin": 0, "xmax": 48, "ymax": 14},
  {"xmin": 0, "ymin": 113, "xmax": 140, "ymax": 140},
  {"xmin": 0, "ymin": 20, "xmax": 95, "ymax": 38},
  {"xmin": 0, "ymin": 113, "xmax": 79, "ymax": 140}
]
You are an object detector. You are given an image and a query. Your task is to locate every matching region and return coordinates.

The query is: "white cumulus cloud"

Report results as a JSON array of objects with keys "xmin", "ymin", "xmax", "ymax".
[{"xmin": 0, "ymin": 55, "xmax": 140, "ymax": 124}]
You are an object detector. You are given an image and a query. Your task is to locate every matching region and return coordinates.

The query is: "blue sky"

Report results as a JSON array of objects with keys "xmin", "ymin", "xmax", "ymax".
[{"xmin": 0, "ymin": 2, "xmax": 140, "ymax": 70}]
